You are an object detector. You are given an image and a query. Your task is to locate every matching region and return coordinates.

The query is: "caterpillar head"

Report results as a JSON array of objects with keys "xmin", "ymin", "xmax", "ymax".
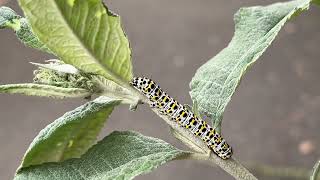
[{"xmin": 130, "ymin": 77, "xmax": 151, "ymax": 90}]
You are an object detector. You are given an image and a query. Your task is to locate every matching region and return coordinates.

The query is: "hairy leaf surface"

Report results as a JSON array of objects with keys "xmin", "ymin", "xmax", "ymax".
[
  {"xmin": 20, "ymin": 97, "xmax": 120, "ymax": 169},
  {"xmin": 0, "ymin": 6, "xmax": 19, "ymax": 28},
  {"xmin": 190, "ymin": 0, "xmax": 314, "ymax": 130},
  {"xmin": 16, "ymin": 131, "xmax": 186, "ymax": 180},
  {"xmin": 18, "ymin": 0, "xmax": 133, "ymax": 86}
]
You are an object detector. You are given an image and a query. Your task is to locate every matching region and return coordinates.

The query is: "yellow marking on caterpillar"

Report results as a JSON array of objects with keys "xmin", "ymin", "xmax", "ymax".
[{"xmin": 130, "ymin": 77, "xmax": 233, "ymax": 160}]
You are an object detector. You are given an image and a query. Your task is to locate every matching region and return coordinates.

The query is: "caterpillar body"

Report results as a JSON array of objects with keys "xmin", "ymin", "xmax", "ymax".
[{"xmin": 130, "ymin": 77, "xmax": 233, "ymax": 160}]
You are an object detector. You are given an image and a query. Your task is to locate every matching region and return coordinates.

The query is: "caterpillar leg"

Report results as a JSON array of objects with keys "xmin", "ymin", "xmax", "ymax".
[{"xmin": 158, "ymin": 109, "xmax": 167, "ymax": 115}]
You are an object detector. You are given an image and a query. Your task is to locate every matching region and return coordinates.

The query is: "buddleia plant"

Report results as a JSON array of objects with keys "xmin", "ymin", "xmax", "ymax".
[{"xmin": 0, "ymin": 0, "xmax": 319, "ymax": 179}]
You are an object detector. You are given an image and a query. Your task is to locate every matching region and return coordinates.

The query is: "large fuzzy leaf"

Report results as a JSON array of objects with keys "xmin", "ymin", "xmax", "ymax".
[
  {"xmin": 20, "ymin": 96, "xmax": 121, "ymax": 169},
  {"xmin": 190, "ymin": 0, "xmax": 314, "ymax": 130},
  {"xmin": 15, "ymin": 131, "xmax": 187, "ymax": 180},
  {"xmin": 18, "ymin": 0, "xmax": 133, "ymax": 86}
]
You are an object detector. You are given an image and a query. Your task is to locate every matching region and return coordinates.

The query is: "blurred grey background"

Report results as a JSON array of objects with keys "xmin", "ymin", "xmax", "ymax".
[{"xmin": 1, "ymin": 0, "xmax": 320, "ymax": 179}]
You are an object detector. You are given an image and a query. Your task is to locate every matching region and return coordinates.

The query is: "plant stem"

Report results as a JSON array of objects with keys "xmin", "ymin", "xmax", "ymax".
[
  {"xmin": 126, "ymin": 84, "xmax": 318, "ymax": 180},
  {"xmin": 310, "ymin": 160, "xmax": 320, "ymax": 180},
  {"xmin": 247, "ymin": 162, "xmax": 312, "ymax": 179},
  {"xmin": 178, "ymin": 155, "xmax": 320, "ymax": 180},
  {"xmin": 177, "ymin": 153, "xmax": 258, "ymax": 180}
]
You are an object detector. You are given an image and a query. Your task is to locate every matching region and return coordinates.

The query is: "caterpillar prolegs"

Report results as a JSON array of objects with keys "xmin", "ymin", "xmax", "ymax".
[{"xmin": 130, "ymin": 77, "xmax": 233, "ymax": 159}]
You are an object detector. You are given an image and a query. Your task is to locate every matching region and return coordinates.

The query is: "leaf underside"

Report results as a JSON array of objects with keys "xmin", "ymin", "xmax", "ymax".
[
  {"xmin": 190, "ymin": 0, "xmax": 313, "ymax": 129},
  {"xmin": 15, "ymin": 131, "xmax": 186, "ymax": 180},
  {"xmin": 0, "ymin": 83, "xmax": 91, "ymax": 98},
  {"xmin": 20, "ymin": 96, "xmax": 120, "ymax": 169},
  {"xmin": 18, "ymin": 0, "xmax": 133, "ymax": 85}
]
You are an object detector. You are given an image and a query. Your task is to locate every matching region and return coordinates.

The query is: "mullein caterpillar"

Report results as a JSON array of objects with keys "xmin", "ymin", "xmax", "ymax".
[{"xmin": 130, "ymin": 77, "xmax": 232, "ymax": 159}]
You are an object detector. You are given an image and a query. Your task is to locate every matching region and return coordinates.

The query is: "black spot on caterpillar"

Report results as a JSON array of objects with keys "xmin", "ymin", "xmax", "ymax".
[{"xmin": 130, "ymin": 77, "xmax": 232, "ymax": 159}]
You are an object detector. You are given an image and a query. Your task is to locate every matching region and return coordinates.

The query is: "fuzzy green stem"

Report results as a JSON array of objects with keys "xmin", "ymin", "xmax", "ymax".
[{"xmin": 177, "ymin": 153, "xmax": 257, "ymax": 180}]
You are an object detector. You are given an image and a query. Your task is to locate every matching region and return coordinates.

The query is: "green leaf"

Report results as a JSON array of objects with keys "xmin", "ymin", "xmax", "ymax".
[
  {"xmin": 20, "ymin": 96, "xmax": 121, "ymax": 169},
  {"xmin": 15, "ymin": 18, "xmax": 53, "ymax": 54},
  {"xmin": 0, "ymin": 6, "xmax": 20, "ymax": 28},
  {"xmin": 0, "ymin": 83, "xmax": 91, "ymax": 98},
  {"xmin": 0, "ymin": 6, "xmax": 52, "ymax": 54},
  {"xmin": 190, "ymin": 0, "xmax": 313, "ymax": 130},
  {"xmin": 15, "ymin": 131, "xmax": 187, "ymax": 180},
  {"xmin": 18, "ymin": 0, "xmax": 133, "ymax": 86}
]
